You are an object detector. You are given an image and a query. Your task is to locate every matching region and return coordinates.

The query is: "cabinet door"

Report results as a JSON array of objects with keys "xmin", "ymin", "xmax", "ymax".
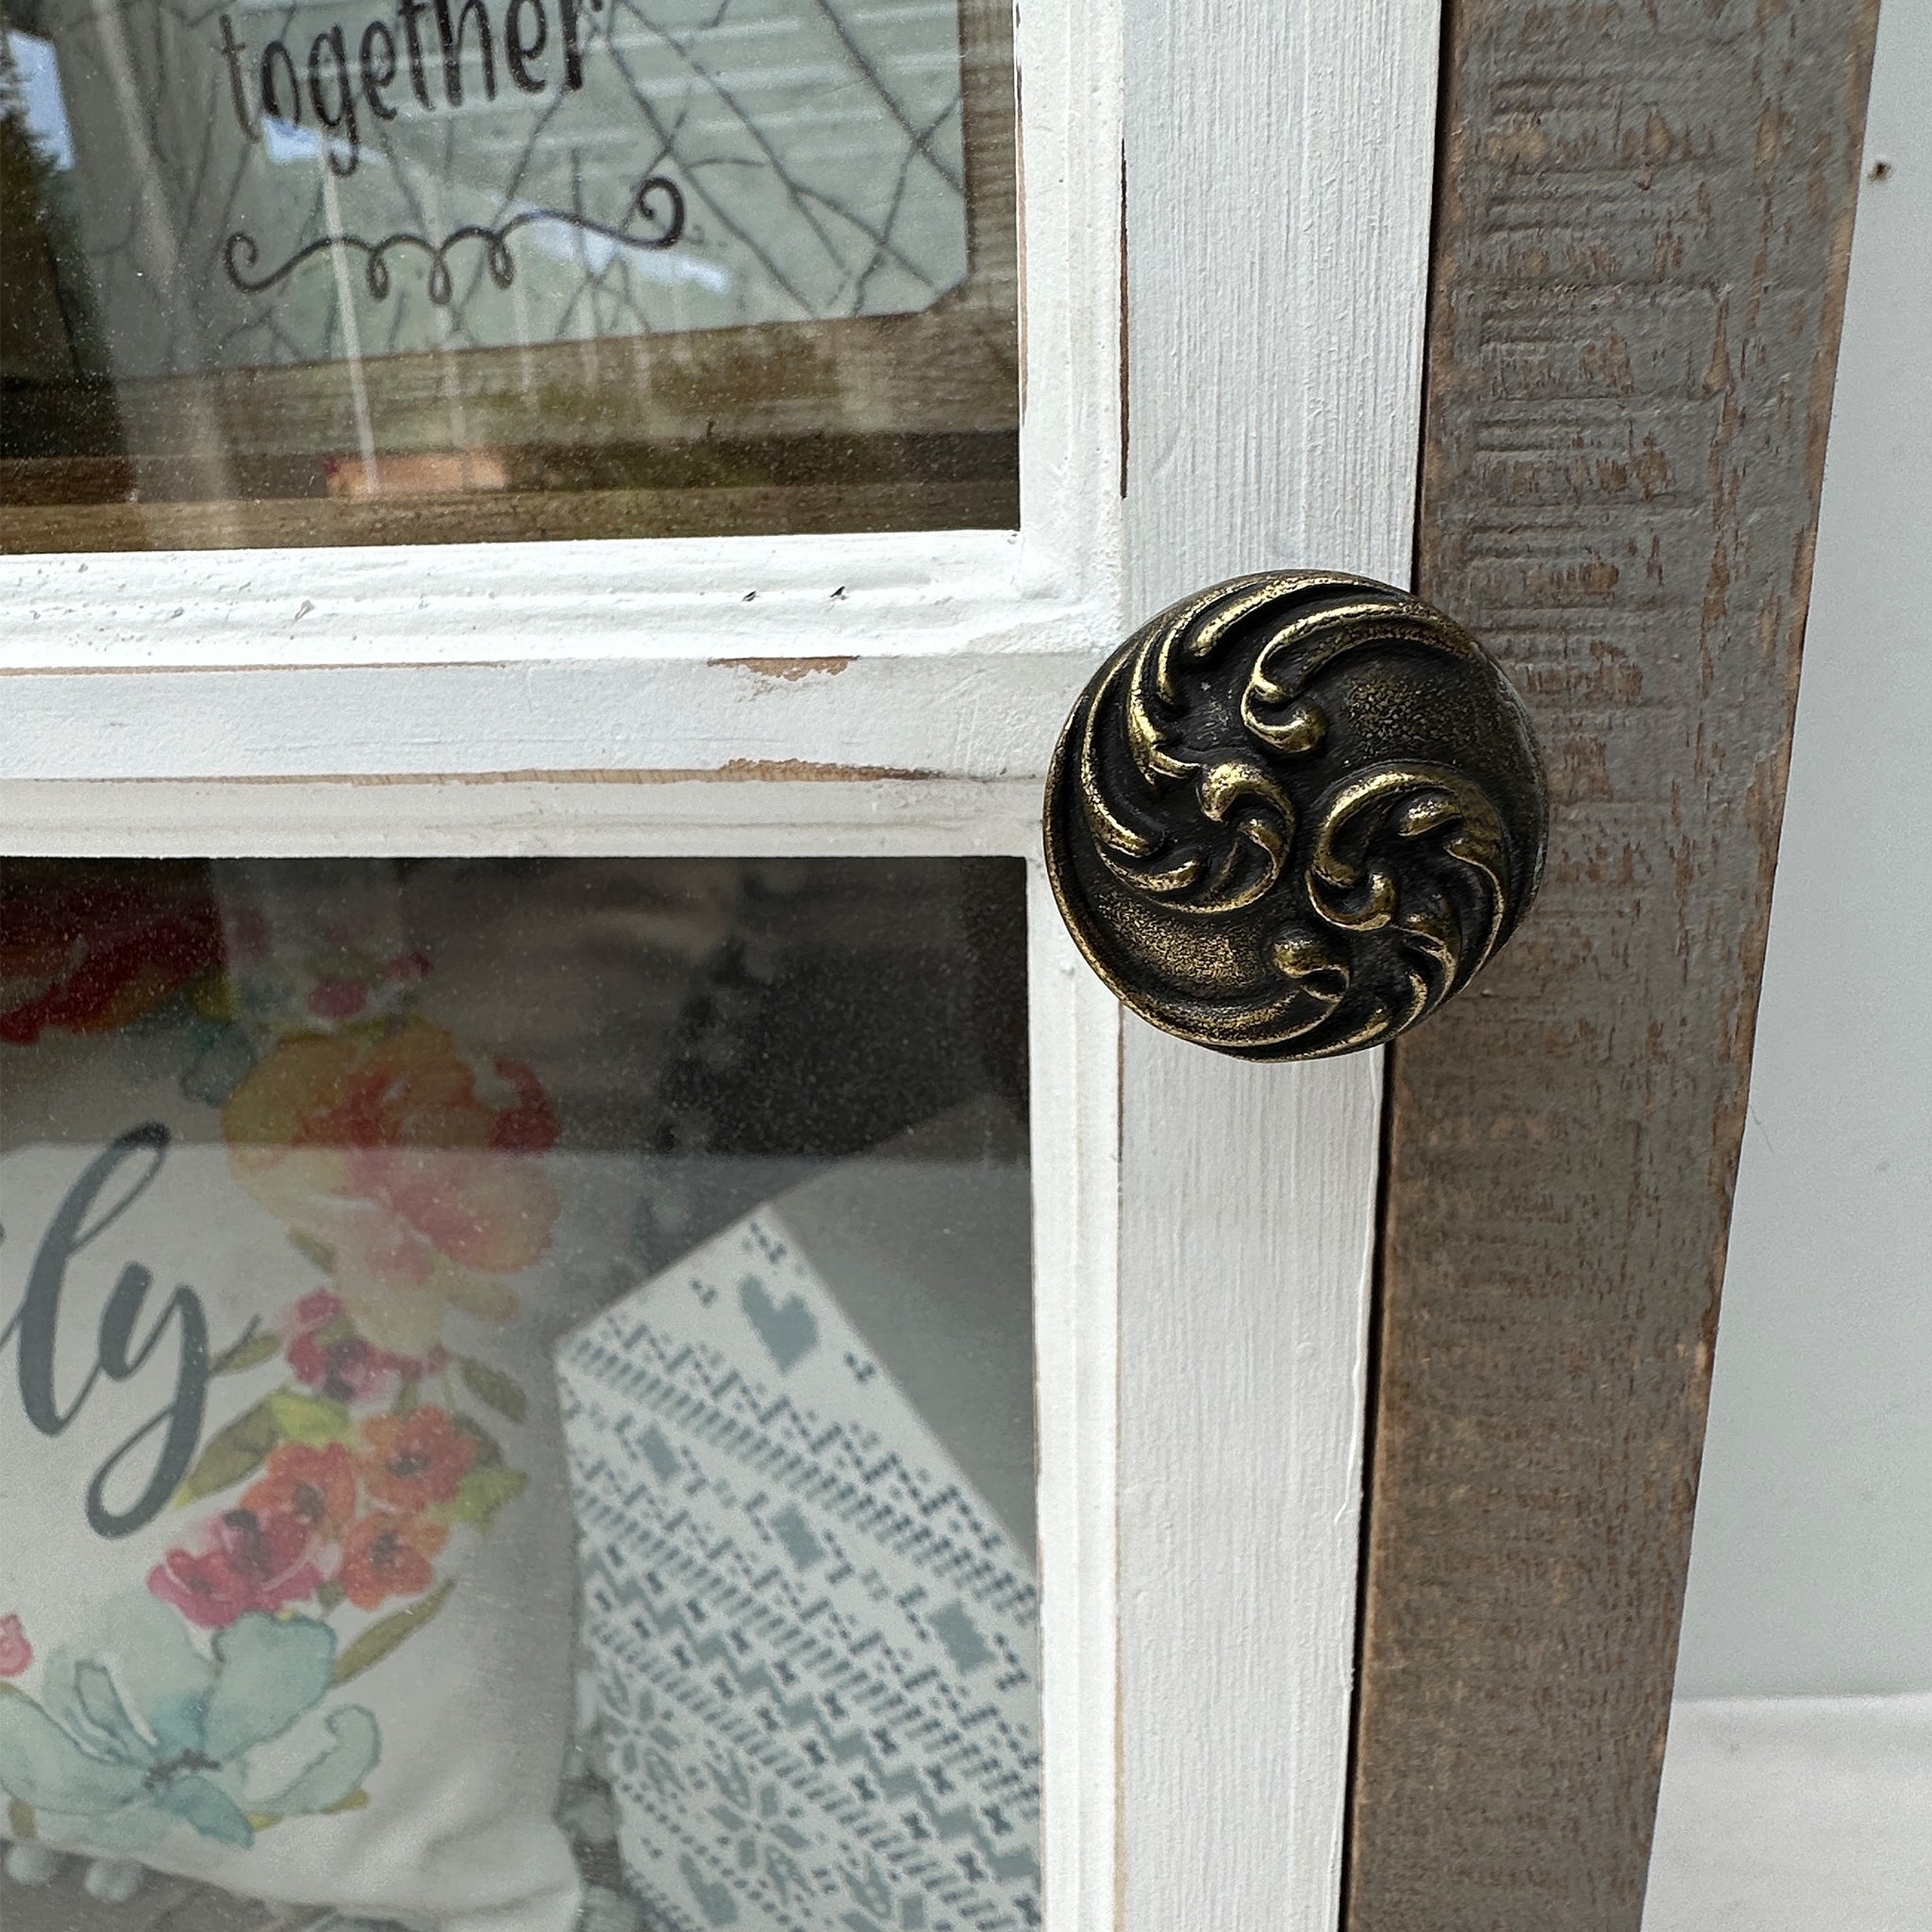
[{"xmin": 0, "ymin": 0, "xmax": 1439, "ymax": 1929}]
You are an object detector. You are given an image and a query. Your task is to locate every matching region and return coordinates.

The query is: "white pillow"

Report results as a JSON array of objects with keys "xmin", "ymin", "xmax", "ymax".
[
  {"xmin": 0, "ymin": 864, "xmax": 584, "ymax": 1932},
  {"xmin": 559, "ymin": 1104, "xmax": 1041, "ymax": 1932}
]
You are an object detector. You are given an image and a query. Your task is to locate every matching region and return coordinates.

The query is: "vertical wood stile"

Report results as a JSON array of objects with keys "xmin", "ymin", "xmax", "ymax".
[
  {"xmin": 1114, "ymin": 0, "xmax": 1440, "ymax": 1924},
  {"xmin": 1346, "ymin": 4, "xmax": 1881, "ymax": 1926}
]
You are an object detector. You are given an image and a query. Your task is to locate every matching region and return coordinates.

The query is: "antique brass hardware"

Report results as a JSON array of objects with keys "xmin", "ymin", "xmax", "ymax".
[{"xmin": 1043, "ymin": 572, "xmax": 1548, "ymax": 1060}]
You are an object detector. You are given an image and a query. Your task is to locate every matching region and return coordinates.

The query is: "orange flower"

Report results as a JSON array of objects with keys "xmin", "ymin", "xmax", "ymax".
[
  {"xmin": 339, "ymin": 1511, "xmax": 449, "ymax": 1611},
  {"xmin": 242, "ymin": 1441, "xmax": 358, "ymax": 1542},
  {"xmin": 222, "ymin": 1018, "xmax": 559, "ymax": 1357},
  {"xmin": 359, "ymin": 1407, "xmax": 476, "ymax": 1513}
]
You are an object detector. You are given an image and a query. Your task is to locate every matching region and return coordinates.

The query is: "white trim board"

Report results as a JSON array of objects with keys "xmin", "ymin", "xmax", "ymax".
[
  {"xmin": 0, "ymin": 653, "xmax": 1102, "ymax": 783},
  {"xmin": 0, "ymin": 775, "xmax": 1043, "ymax": 855},
  {"xmin": 1029, "ymin": 873, "xmax": 1125, "ymax": 1932},
  {"xmin": 1113, "ymin": 0, "xmax": 1440, "ymax": 1923},
  {"xmin": 0, "ymin": 530, "xmax": 1096, "ymax": 669}
]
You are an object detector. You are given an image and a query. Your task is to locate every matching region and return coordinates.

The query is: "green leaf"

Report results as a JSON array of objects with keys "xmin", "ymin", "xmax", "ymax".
[
  {"xmin": 316, "ymin": 1580, "xmax": 346, "ymax": 1614},
  {"xmin": 333, "ymin": 1580, "xmax": 455, "ymax": 1685},
  {"xmin": 288, "ymin": 1229, "xmax": 337, "ymax": 1273},
  {"xmin": 458, "ymin": 1357, "xmax": 528, "ymax": 1426},
  {"xmin": 266, "ymin": 1390, "xmax": 355, "ymax": 1448},
  {"xmin": 211, "ymin": 1326, "xmax": 282, "ymax": 1378},
  {"xmin": 442, "ymin": 1463, "xmax": 526, "ymax": 1532},
  {"xmin": 9, "ymin": 1797, "xmax": 36, "ymax": 1840},
  {"xmin": 175, "ymin": 1401, "xmax": 280, "ymax": 1506},
  {"xmin": 451, "ymin": 1413, "xmax": 504, "ymax": 1468},
  {"xmin": 392, "ymin": 1379, "xmax": 420, "ymax": 1419},
  {"xmin": 323, "ymin": 1788, "xmax": 370, "ymax": 1815}
]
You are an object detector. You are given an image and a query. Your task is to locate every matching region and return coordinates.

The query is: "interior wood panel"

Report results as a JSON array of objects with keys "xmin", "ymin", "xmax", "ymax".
[{"xmin": 1344, "ymin": 2, "xmax": 1881, "ymax": 1925}]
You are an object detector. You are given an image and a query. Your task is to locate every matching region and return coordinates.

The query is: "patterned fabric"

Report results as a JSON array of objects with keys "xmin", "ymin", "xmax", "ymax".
[
  {"xmin": 0, "ymin": 860, "xmax": 582, "ymax": 1932},
  {"xmin": 560, "ymin": 1206, "xmax": 1041, "ymax": 1932},
  {"xmin": 0, "ymin": 1685, "xmax": 644, "ymax": 1932},
  {"xmin": 0, "ymin": 856, "xmax": 1025, "ymax": 1932}
]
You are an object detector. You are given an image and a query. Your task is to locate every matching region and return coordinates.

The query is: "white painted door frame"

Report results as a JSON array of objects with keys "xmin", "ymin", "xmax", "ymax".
[
  {"xmin": 1113, "ymin": 2, "xmax": 1435, "ymax": 1922},
  {"xmin": 0, "ymin": 0, "xmax": 1441, "ymax": 1923}
]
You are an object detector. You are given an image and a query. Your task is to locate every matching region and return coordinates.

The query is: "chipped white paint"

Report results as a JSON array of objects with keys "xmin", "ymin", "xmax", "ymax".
[
  {"xmin": 1028, "ymin": 869, "xmax": 1125, "ymax": 1932},
  {"xmin": 0, "ymin": 529, "xmax": 1089, "ymax": 670},
  {"xmin": 0, "ymin": 651, "xmax": 1102, "ymax": 783},
  {"xmin": 1114, "ymin": 0, "xmax": 1439, "ymax": 1926}
]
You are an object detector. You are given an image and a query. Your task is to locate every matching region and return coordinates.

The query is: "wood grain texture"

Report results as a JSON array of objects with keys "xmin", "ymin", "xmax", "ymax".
[
  {"xmin": 1345, "ymin": 3, "xmax": 1880, "ymax": 1927},
  {"xmin": 0, "ymin": 471, "xmax": 1018, "ymax": 554}
]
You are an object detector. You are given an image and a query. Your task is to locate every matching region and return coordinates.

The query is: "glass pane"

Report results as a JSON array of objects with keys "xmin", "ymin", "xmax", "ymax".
[
  {"xmin": 0, "ymin": 856, "xmax": 1038, "ymax": 1932},
  {"xmin": 0, "ymin": 0, "xmax": 1016, "ymax": 551}
]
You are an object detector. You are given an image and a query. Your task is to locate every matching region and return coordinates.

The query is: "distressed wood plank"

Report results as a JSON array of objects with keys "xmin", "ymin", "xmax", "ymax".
[
  {"xmin": 1345, "ymin": 2, "xmax": 1880, "ymax": 1926},
  {"xmin": 0, "ymin": 473, "xmax": 1018, "ymax": 554}
]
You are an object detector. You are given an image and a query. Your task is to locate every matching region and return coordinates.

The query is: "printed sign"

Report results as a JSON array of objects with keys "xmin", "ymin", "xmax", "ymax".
[{"xmin": 8, "ymin": 0, "xmax": 973, "ymax": 376}]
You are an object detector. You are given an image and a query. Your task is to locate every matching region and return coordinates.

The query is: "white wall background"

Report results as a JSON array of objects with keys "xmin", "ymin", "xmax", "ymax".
[
  {"xmin": 1641, "ymin": 12, "xmax": 1932, "ymax": 1920},
  {"xmin": 1668, "ymin": 0, "xmax": 1932, "ymax": 1706}
]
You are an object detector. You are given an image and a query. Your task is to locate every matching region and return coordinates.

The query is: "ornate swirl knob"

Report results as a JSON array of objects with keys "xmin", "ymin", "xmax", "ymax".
[{"xmin": 1043, "ymin": 572, "xmax": 1548, "ymax": 1060}]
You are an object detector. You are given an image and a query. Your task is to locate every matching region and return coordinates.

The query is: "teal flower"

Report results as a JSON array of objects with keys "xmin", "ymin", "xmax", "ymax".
[{"xmin": 0, "ymin": 1592, "xmax": 378, "ymax": 1853}]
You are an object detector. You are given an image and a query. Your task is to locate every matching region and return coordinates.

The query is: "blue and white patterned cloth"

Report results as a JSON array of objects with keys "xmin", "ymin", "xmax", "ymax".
[{"xmin": 558, "ymin": 1202, "xmax": 1041, "ymax": 1932}]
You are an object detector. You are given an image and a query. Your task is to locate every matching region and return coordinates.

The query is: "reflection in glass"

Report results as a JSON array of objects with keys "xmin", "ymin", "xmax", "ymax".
[
  {"xmin": 0, "ymin": 857, "xmax": 1036, "ymax": 1932},
  {"xmin": 0, "ymin": 0, "xmax": 1016, "ymax": 549}
]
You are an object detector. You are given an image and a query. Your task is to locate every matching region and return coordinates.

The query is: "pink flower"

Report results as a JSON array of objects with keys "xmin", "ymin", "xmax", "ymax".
[
  {"xmin": 288, "ymin": 1326, "xmax": 391, "ymax": 1403},
  {"xmin": 284, "ymin": 1290, "xmax": 443, "ymax": 1406},
  {"xmin": 148, "ymin": 1507, "xmax": 325, "ymax": 1628},
  {"xmin": 291, "ymin": 1287, "xmax": 343, "ymax": 1326},
  {"xmin": 0, "ymin": 1615, "xmax": 31, "ymax": 1677},
  {"xmin": 308, "ymin": 976, "xmax": 368, "ymax": 1020}
]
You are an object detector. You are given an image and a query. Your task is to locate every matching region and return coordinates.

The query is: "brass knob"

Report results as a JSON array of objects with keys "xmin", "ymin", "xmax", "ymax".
[{"xmin": 1043, "ymin": 572, "xmax": 1548, "ymax": 1060}]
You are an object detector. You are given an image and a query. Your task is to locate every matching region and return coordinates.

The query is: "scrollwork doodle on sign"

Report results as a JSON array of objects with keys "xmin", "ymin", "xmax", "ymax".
[
  {"xmin": 224, "ymin": 175, "xmax": 686, "ymax": 308},
  {"xmin": 1044, "ymin": 572, "xmax": 1548, "ymax": 1060}
]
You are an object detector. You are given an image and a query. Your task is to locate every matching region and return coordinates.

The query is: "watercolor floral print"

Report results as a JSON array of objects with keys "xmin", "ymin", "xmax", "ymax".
[
  {"xmin": 0, "ymin": 868, "xmax": 558, "ymax": 1866},
  {"xmin": 0, "ymin": 1619, "xmax": 31, "ymax": 1678},
  {"xmin": 222, "ymin": 1018, "xmax": 561, "ymax": 1361},
  {"xmin": 0, "ymin": 1598, "xmax": 379, "ymax": 1854}
]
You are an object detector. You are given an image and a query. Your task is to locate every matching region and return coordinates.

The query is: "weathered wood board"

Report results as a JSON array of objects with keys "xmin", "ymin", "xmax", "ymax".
[{"xmin": 1345, "ymin": 2, "xmax": 1881, "ymax": 1925}]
